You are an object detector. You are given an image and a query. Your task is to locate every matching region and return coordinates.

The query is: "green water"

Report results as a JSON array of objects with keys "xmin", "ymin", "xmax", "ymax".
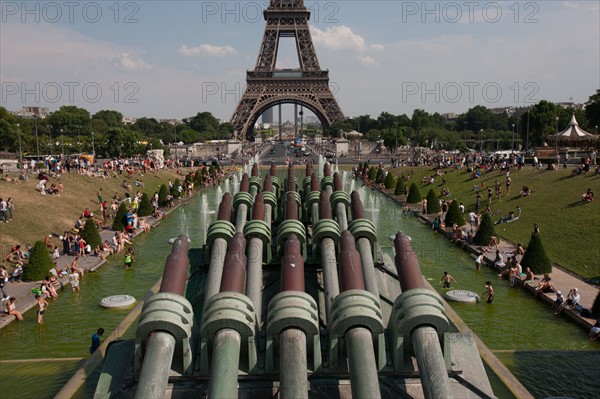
[
  {"xmin": 348, "ymin": 180, "xmax": 599, "ymax": 399},
  {"xmin": 0, "ymin": 189, "xmax": 221, "ymax": 398},
  {"xmin": 1, "ymin": 172, "xmax": 597, "ymax": 399}
]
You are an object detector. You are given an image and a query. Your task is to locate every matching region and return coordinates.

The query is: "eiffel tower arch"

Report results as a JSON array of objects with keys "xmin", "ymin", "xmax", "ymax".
[{"xmin": 231, "ymin": 0, "xmax": 345, "ymax": 140}]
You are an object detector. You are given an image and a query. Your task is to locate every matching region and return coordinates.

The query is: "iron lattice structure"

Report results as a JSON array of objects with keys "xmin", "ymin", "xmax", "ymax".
[{"xmin": 231, "ymin": 0, "xmax": 345, "ymax": 139}]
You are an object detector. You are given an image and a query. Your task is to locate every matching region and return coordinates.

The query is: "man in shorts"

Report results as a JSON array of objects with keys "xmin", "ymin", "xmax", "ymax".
[
  {"xmin": 440, "ymin": 272, "xmax": 457, "ymax": 289},
  {"xmin": 483, "ymin": 281, "xmax": 495, "ymax": 304},
  {"xmin": 69, "ymin": 268, "xmax": 80, "ymax": 293}
]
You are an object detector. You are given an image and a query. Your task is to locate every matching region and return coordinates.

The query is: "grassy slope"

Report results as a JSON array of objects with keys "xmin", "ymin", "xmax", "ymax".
[
  {"xmin": 0, "ymin": 169, "xmax": 183, "ymax": 260},
  {"xmin": 386, "ymin": 165, "xmax": 600, "ymax": 280}
]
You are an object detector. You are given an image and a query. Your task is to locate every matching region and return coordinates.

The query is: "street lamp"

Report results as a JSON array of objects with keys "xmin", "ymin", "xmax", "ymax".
[
  {"xmin": 60, "ymin": 129, "xmax": 65, "ymax": 156},
  {"xmin": 463, "ymin": 121, "xmax": 468, "ymax": 148},
  {"xmin": 511, "ymin": 123, "xmax": 515, "ymax": 151},
  {"xmin": 479, "ymin": 129, "xmax": 483, "ymax": 152},
  {"xmin": 34, "ymin": 117, "xmax": 40, "ymax": 160},
  {"xmin": 16, "ymin": 123, "xmax": 22, "ymax": 169},
  {"xmin": 555, "ymin": 116, "xmax": 559, "ymax": 157},
  {"xmin": 526, "ymin": 110, "xmax": 530, "ymax": 151},
  {"xmin": 92, "ymin": 131, "xmax": 95, "ymax": 157}
]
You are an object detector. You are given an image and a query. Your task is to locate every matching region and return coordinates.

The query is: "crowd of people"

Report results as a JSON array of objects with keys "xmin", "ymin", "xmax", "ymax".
[
  {"xmin": 1, "ymin": 155, "xmax": 232, "ymax": 326},
  {"xmin": 353, "ymin": 152, "xmax": 599, "ymax": 340}
]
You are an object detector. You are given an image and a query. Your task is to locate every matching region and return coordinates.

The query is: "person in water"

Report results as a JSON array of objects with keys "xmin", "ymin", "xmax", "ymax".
[
  {"xmin": 440, "ymin": 271, "xmax": 457, "ymax": 289},
  {"xmin": 124, "ymin": 247, "xmax": 135, "ymax": 269},
  {"xmin": 482, "ymin": 281, "xmax": 495, "ymax": 304}
]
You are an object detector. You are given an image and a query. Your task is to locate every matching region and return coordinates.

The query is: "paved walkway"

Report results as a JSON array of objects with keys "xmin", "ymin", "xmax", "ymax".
[
  {"xmin": 381, "ymin": 188, "xmax": 599, "ymax": 331},
  {"xmin": 0, "ymin": 195, "xmax": 195, "ymax": 329}
]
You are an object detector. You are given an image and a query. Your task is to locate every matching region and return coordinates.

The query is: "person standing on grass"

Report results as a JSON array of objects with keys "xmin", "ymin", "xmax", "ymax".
[
  {"xmin": 6, "ymin": 198, "xmax": 13, "ymax": 221},
  {"xmin": 0, "ymin": 198, "xmax": 7, "ymax": 223},
  {"xmin": 0, "ymin": 265, "xmax": 9, "ymax": 300}
]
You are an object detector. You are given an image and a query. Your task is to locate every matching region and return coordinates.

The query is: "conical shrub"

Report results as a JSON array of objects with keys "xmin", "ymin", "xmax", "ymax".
[
  {"xmin": 473, "ymin": 213, "xmax": 495, "ymax": 245},
  {"xmin": 194, "ymin": 170, "xmax": 203, "ymax": 186},
  {"xmin": 137, "ymin": 192, "xmax": 153, "ymax": 217},
  {"xmin": 375, "ymin": 168, "xmax": 385, "ymax": 184},
  {"xmin": 81, "ymin": 219, "xmax": 102, "ymax": 249},
  {"xmin": 158, "ymin": 184, "xmax": 169, "ymax": 207},
  {"xmin": 592, "ymin": 292, "xmax": 600, "ymax": 319},
  {"xmin": 112, "ymin": 203, "xmax": 128, "ymax": 231},
  {"xmin": 406, "ymin": 183, "xmax": 422, "ymax": 204},
  {"xmin": 23, "ymin": 241, "xmax": 53, "ymax": 281},
  {"xmin": 426, "ymin": 189, "xmax": 441, "ymax": 214},
  {"xmin": 368, "ymin": 167, "xmax": 377, "ymax": 181},
  {"xmin": 521, "ymin": 233, "xmax": 552, "ymax": 274},
  {"xmin": 394, "ymin": 177, "xmax": 405, "ymax": 195},
  {"xmin": 172, "ymin": 179, "xmax": 182, "ymax": 198},
  {"xmin": 384, "ymin": 172, "xmax": 396, "ymax": 189},
  {"xmin": 444, "ymin": 200, "xmax": 465, "ymax": 226}
]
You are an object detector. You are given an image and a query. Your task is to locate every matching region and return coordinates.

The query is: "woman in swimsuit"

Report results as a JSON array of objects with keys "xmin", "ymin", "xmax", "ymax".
[{"xmin": 35, "ymin": 294, "xmax": 49, "ymax": 324}]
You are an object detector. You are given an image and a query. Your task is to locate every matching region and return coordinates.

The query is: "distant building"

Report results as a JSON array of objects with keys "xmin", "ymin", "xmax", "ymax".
[
  {"xmin": 122, "ymin": 116, "xmax": 138, "ymax": 125},
  {"xmin": 556, "ymin": 102, "xmax": 585, "ymax": 110},
  {"xmin": 442, "ymin": 113, "xmax": 457, "ymax": 121},
  {"xmin": 489, "ymin": 107, "xmax": 517, "ymax": 116},
  {"xmin": 14, "ymin": 106, "xmax": 49, "ymax": 118},
  {"xmin": 158, "ymin": 119, "xmax": 183, "ymax": 125}
]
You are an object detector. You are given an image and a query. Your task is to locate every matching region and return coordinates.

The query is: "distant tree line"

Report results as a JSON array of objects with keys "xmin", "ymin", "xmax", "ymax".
[{"xmin": 1, "ymin": 89, "xmax": 599, "ymax": 158}]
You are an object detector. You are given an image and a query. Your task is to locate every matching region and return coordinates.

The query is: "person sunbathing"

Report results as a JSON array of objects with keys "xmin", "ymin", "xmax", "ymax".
[
  {"xmin": 582, "ymin": 188, "xmax": 594, "ymax": 202},
  {"xmin": 535, "ymin": 274, "xmax": 555, "ymax": 295}
]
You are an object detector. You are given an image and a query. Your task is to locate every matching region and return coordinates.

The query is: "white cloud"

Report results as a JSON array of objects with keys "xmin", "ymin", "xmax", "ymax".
[
  {"xmin": 359, "ymin": 56, "xmax": 379, "ymax": 67},
  {"xmin": 178, "ymin": 44, "xmax": 237, "ymax": 57},
  {"xmin": 370, "ymin": 43, "xmax": 385, "ymax": 51},
  {"xmin": 311, "ymin": 26, "xmax": 366, "ymax": 52},
  {"xmin": 112, "ymin": 53, "xmax": 151, "ymax": 71}
]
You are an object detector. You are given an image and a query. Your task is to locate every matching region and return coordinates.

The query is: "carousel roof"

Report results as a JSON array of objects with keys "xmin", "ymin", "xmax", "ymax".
[{"xmin": 549, "ymin": 115, "xmax": 598, "ymax": 141}]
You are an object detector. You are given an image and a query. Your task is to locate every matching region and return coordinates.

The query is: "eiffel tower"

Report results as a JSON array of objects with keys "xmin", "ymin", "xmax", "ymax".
[{"xmin": 231, "ymin": 0, "xmax": 345, "ymax": 140}]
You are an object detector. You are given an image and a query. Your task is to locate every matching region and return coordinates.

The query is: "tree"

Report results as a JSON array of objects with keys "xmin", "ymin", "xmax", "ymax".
[
  {"xmin": 112, "ymin": 203, "xmax": 129, "ymax": 231},
  {"xmin": 158, "ymin": 184, "xmax": 169, "ymax": 206},
  {"xmin": 473, "ymin": 213, "xmax": 496, "ymax": 246},
  {"xmin": 384, "ymin": 172, "xmax": 396, "ymax": 189},
  {"xmin": 411, "ymin": 109, "xmax": 433, "ymax": 132},
  {"xmin": 172, "ymin": 179, "xmax": 182, "ymax": 198},
  {"xmin": 585, "ymin": 89, "xmax": 600, "ymax": 129},
  {"xmin": 194, "ymin": 170, "xmax": 203, "ymax": 186},
  {"xmin": 444, "ymin": 200, "xmax": 465, "ymax": 226},
  {"xmin": 81, "ymin": 219, "xmax": 102, "ymax": 249},
  {"xmin": 592, "ymin": 291, "xmax": 600, "ymax": 319},
  {"xmin": 521, "ymin": 233, "xmax": 552, "ymax": 274},
  {"xmin": 92, "ymin": 110, "xmax": 123, "ymax": 129},
  {"xmin": 406, "ymin": 183, "xmax": 422, "ymax": 204},
  {"xmin": 188, "ymin": 112, "xmax": 220, "ymax": 134},
  {"xmin": 138, "ymin": 193, "xmax": 153, "ymax": 217},
  {"xmin": 368, "ymin": 167, "xmax": 377, "ymax": 181},
  {"xmin": 47, "ymin": 105, "xmax": 91, "ymax": 137},
  {"xmin": 523, "ymin": 100, "xmax": 562, "ymax": 147},
  {"xmin": 394, "ymin": 177, "xmax": 405, "ymax": 195},
  {"xmin": 382, "ymin": 127, "xmax": 407, "ymax": 154},
  {"xmin": 425, "ymin": 189, "xmax": 441, "ymax": 214},
  {"xmin": 23, "ymin": 241, "xmax": 53, "ymax": 281},
  {"xmin": 375, "ymin": 168, "xmax": 385, "ymax": 184},
  {"xmin": 104, "ymin": 128, "xmax": 142, "ymax": 158}
]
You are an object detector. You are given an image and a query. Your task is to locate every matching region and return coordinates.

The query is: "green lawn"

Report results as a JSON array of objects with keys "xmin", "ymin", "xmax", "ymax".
[
  {"xmin": 388, "ymin": 165, "xmax": 600, "ymax": 281},
  {"xmin": 0, "ymin": 168, "xmax": 186, "ymax": 262}
]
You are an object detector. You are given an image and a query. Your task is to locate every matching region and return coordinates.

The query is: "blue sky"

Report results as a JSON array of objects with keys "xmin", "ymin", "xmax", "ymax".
[{"xmin": 1, "ymin": 1, "xmax": 598, "ymax": 122}]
